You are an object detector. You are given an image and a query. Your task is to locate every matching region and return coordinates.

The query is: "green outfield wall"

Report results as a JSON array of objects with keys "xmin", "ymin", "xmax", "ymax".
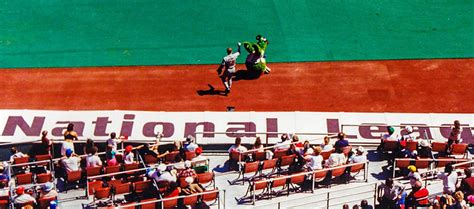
[{"xmin": 0, "ymin": 0, "xmax": 472, "ymax": 68}]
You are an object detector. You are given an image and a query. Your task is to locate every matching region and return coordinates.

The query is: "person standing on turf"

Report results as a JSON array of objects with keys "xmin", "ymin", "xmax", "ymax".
[{"xmin": 217, "ymin": 42, "xmax": 241, "ymax": 94}]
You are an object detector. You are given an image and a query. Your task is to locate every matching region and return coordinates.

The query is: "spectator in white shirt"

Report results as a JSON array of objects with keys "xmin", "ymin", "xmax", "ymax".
[
  {"xmin": 326, "ymin": 148, "xmax": 346, "ymax": 168},
  {"xmin": 228, "ymin": 137, "xmax": 248, "ymax": 153},
  {"xmin": 149, "ymin": 164, "xmax": 177, "ymax": 183},
  {"xmin": 306, "ymin": 146, "xmax": 323, "ymax": 170},
  {"xmin": 184, "ymin": 135, "xmax": 199, "ymax": 152},
  {"xmin": 401, "ymin": 126, "xmax": 417, "ymax": 141},
  {"xmin": 107, "ymin": 132, "xmax": 122, "ymax": 152},
  {"xmin": 407, "ymin": 165, "xmax": 422, "ymax": 187},
  {"xmin": 86, "ymin": 147, "xmax": 102, "ymax": 168},
  {"xmin": 321, "ymin": 136, "xmax": 334, "ymax": 151},
  {"xmin": 349, "ymin": 146, "xmax": 367, "ymax": 163},
  {"xmin": 61, "ymin": 138, "xmax": 75, "ymax": 157},
  {"xmin": 275, "ymin": 134, "xmax": 291, "ymax": 150},
  {"xmin": 301, "ymin": 140, "xmax": 314, "ymax": 156},
  {"xmin": 124, "ymin": 145, "xmax": 135, "ymax": 164},
  {"xmin": 437, "ymin": 163, "xmax": 458, "ymax": 195},
  {"xmin": 13, "ymin": 186, "xmax": 36, "ymax": 205},
  {"xmin": 9, "ymin": 147, "xmax": 27, "ymax": 163},
  {"xmin": 62, "ymin": 149, "xmax": 81, "ymax": 172}
]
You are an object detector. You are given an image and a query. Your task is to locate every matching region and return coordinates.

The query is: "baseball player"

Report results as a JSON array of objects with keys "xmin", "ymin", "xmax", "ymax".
[{"xmin": 217, "ymin": 42, "xmax": 241, "ymax": 94}]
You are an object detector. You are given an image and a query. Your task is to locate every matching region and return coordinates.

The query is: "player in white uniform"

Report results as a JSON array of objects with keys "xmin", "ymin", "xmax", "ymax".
[{"xmin": 217, "ymin": 42, "xmax": 241, "ymax": 94}]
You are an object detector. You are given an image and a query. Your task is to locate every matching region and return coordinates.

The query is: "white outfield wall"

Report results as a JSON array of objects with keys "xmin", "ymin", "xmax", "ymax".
[{"xmin": 0, "ymin": 110, "xmax": 473, "ymax": 144}]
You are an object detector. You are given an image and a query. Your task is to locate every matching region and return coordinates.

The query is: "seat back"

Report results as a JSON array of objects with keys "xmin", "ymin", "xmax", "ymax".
[
  {"xmin": 124, "ymin": 162, "xmax": 139, "ymax": 171},
  {"xmin": 331, "ymin": 167, "xmax": 346, "ymax": 178},
  {"xmin": 38, "ymin": 196, "xmax": 56, "ymax": 209},
  {"xmin": 254, "ymin": 180, "xmax": 267, "ymax": 190},
  {"xmin": 133, "ymin": 180, "xmax": 151, "ymax": 193},
  {"xmin": 350, "ymin": 163, "xmax": 365, "ymax": 173},
  {"xmin": 141, "ymin": 198, "xmax": 157, "ymax": 209},
  {"xmin": 86, "ymin": 166, "xmax": 102, "ymax": 177},
  {"xmin": 36, "ymin": 173, "xmax": 52, "ymax": 183},
  {"xmin": 13, "ymin": 156, "xmax": 29, "ymax": 165},
  {"xmin": 197, "ymin": 172, "xmax": 214, "ymax": 184},
  {"xmin": 432, "ymin": 142, "xmax": 447, "ymax": 152},
  {"xmin": 272, "ymin": 177, "xmax": 287, "ymax": 187},
  {"xmin": 244, "ymin": 161, "xmax": 260, "ymax": 174},
  {"xmin": 162, "ymin": 197, "xmax": 178, "ymax": 209},
  {"xmin": 320, "ymin": 151, "xmax": 332, "ymax": 160},
  {"xmin": 273, "ymin": 149, "xmax": 288, "ymax": 159},
  {"xmin": 16, "ymin": 173, "xmax": 33, "ymax": 185},
  {"xmin": 262, "ymin": 159, "xmax": 277, "ymax": 170},
  {"xmin": 0, "ymin": 200, "xmax": 8, "ymax": 209},
  {"xmin": 230, "ymin": 151, "xmax": 244, "ymax": 162},
  {"xmin": 88, "ymin": 180, "xmax": 103, "ymax": 195},
  {"xmin": 414, "ymin": 159, "xmax": 431, "ymax": 169},
  {"xmin": 35, "ymin": 154, "xmax": 52, "ymax": 167},
  {"xmin": 105, "ymin": 165, "xmax": 121, "ymax": 174},
  {"xmin": 144, "ymin": 155, "xmax": 158, "ymax": 165},
  {"xmin": 165, "ymin": 151, "xmax": 180, "ymax": 163},
  {"xmin": 114, "ymin": 182, "xmax": 131, "ymax": 195},
  {"xmin": 254, "ymin": 152, "xmax": 266, "ymax": 161},
  {"xmin": 185, "ymin": 151, "xmax": 196, "ymax": 160},
  {"xmin": 290, "ymin": 173, "xmax": 306, "ymax": 184},
  {"xmin": 313, "ymin": 170, "xmax": 328, "ymax": 181},
  {"xmin": 202, "ymin": 190, "xmax": 219, "ymax": 202},
  {"xmin": 451, "ymin": 144, "xmax": 468, "ymax": 155},
  {"xmin": 182, "ymin": 195, "xmax": 198, "ymax": 206},
  {"xmin": 156, "ymin": 180, "xmax": 169, "ymax": 193},
  {"xmin": 94, "ymin": 187, "xmax": 111, "ymax": 200},
  {"xmin": 383, "ymin": 140, "xmax": 398, "ymax": 151},
  {"xmin": 406, "ymin": 141, "xmax": 418, "ymax": 152},
  {"xmin": 279, "ymin": 155, "xmax": 295, "ymax": 167},
  {"xmin": 395, "ymin": 159, "xmax": 411, "ymax": 169}
]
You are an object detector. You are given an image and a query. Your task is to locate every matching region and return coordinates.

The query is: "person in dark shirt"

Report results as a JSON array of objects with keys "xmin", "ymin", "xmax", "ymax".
[{"xmin": 334, "ymin": 132, "xmax": 350, "ymax": 151}]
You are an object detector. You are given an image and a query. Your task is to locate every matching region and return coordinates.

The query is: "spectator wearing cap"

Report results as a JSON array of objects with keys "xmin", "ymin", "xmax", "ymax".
[
  {"xmin": 123, "ymin": 145, "xmax": 135, "ymax": 164},
  {"xmin": 405, "ymin": 181, "xmax": 429, "ymax": 208},
  {"xmin": 377, "ymin": 178, "xmax": 405, "ymax": 209},
  {"xmin": 9, "ymin": 147, "xmax": 27, "ymax": 163},
  {"xmin": 39, "ymin": 182, "xmax": 58, "ymax": 199},
  {"xmin": 348, "ymin": 147, "xmax": 367, "ymax": 163},
  {"xmin": 382, "ymin": 126, "xmax": 398, "ymax": 141},
  {"xmin": 460, "ymin": 168, "xmax": 474, "ymax": 197},
  {"xmin": 401, "ymin": 126, "xmax": 417, "ymax": 141},
  {"xmin": 417, "ymin": 140, "xmax": 434, "ymax": 159},
  {"xmin": 178, "ymin": 161, "xmax": 197, "ymax": 179},
  {"xmin": 62, "ymin": 149, "xmax": 81, "ymax": 172},
  {"xmin": 86, "ymin": 147, "xmax": 102, "ymax": 168},
  {"xmin": 149, "ymin": 164, "xmax": 177, "ymax": 183},
  {"xmin": 407, "ymin": 165, "xmax": 422, "ymax": 188},
  {"xmin": 184, "ymin": 135, "xmax": 199, "ymax": 152},
  {"xmin": 180, "ymin": 176, "xmax": 204, "ymax": 195},
  {"xmin": 305, "ymin": 146, "xmax": 323, "ymax": 170},
  {"xmin": 437, "ymin": 163, "xmax": 458, "ymax": 195},
  {"xmin": 228, "ymin": 137, "xmax": 248, "ymax": 153},
  {"xmin": 13, "ymin": 186, "xmax": 36, "ymax": 205},
  {"xmin": 321, "ymin": 136, "xmax": 333, "ymax": 151},
  {"xmin": 192, "ymin": 147, "xmax": 208, "ymax": 173},
  {"xmin": 334, "ymin": 132, "xmax": 350, "ymax": 151}
]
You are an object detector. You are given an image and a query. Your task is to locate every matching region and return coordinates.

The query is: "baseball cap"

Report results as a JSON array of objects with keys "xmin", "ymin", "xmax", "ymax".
[
  {"xmin": 16, "ymin": 186, "xmax": 24, "ymax": 195},
  {"xmin": 184, "ymin": 160, "xmax": 192, "ymax": 168},
  {"xmin": 125, "ymin": 145, "xmax": 133, "ymax": 153},
  {"xmin": 65, "ymin": 149, "xmax": 73, "ymax": 157},
  {"xmin": 157, "ymin": 164, "xmax": 166, "ymax": 173},
  {"xmin": 42, "ymin": 182, "xmax": 54, "ymax": 192},
  {"xmin": 195, "ymin": 147, "xmax": 203, "ymax": 155},
  {"xmin": 408, "ymin": 165, "xmax": 417, "ymax": 172},
  {"xmin": 405, "ymin": 126, "xmax": 413, "ymax": 133}
]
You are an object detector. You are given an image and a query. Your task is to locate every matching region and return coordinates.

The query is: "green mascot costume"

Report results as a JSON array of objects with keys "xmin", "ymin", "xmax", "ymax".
[{"xmin": 243, "ymin": 35, "xmax": 271, "ymax": 74}]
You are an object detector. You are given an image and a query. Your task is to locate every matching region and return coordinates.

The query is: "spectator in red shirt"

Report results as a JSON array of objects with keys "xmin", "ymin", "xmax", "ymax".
[
  {"xmin": 460, "ymin": 168, "xmax": 474, "ymax": 196},
  {"xmin": 178, "ymin": 161, "xmax": 197, "ymax": 179},
  {"xmin": 406, "ymin": 181, "xmax": 429, "ymax": 208}
]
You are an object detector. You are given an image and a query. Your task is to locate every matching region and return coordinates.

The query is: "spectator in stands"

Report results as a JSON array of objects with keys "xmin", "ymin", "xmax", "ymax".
[
  {"xmin": 149, "ymin": 164, "xmax": 177, "ymax": 183},
  {"xmin": 106, "ymin": 148, "xmax": 118, "ymax": 166},
  {"xmin": 64, "ymin": 123, "xmax": 79, "ymax": 140},
  {"xmin": 0, "ymin": 181, "xmax": 8, "ymax": 196},
  {"xmin": 437, "ymin": 163, "xmax": 458, "ymax": 195},
  {"xmin": 107, "ymin": 132, "xmax": 123, "ymax": 152},
  {"xmin": 360, "ymin": 200, "xmax": 373, "ymax": 209},
  {"xmin": 184, "ymin": 135, "xmax": 199, "ymax": 152},
  {"xmin": 180, "ymin": 176, "xmax": 204, "ymax": 195},
  {"xmin": 0, "ymin": 166, "xmax": 7, "ymax": 182},
  {"xmin": 342, "ymin": 204, "xmax": 349, "ymax": 209},
  {"xmin": 401, "ymin": 126, "xmax": 416, "ymax": 141},
  {"xmin": 447, "ymin": 120, "xmax": 463, "ymax": 154},
  {"xmin": 138, "ymin": 143, "xmax": 169, "ymax": 161},
  {"xmin": 13, "ymin": 186, "xmax": 36, "ymax": 205},
  {"xmin": 84, "ymin": 138, "xmax": 95, "ymax": 155},
  {"xmin": 326, "ymin": 148, "xmax": 345, "ymax": 168},
  {"xmin": 305, "ymin": 146, "xmax": 323, "ymax": 170},
  {"xmin": 352, "ymin": 205, "xmax": 359, "ymax": 209},
  {"xmin": 192, "ymin": 147, "xmax": 208, "ymax": 173},
  {"xmin": 460, "ymin": 168, "xmax": 474, "ymax": 197},
  {"xmin": 378, "ymin": 126, "xmax": 397, "ymax": 151},
  {"xmin": 123, "ymin": 145, "xmax": 135, "ymax": 164},
  {"xmin": 348, "ymin": 146, "xmax": 367, "ymax": 163},
  {"xmin": 86, "ymin": 146, "xmax": 102, "ymax": 168},
  {"xmin": 39, "ymin": 182, "xmax": 58, "ymax": 199},
  {"xmin": 377, "ymin": 178, "xmax": 405, "ymax": 209},
  {"xmin": 61, "ymin": 126, "xmax": 76, "ymax": 156},
  {"xmin": 301, "ymin": 140, "xmax": 314, "ymax": 156},
  {"xmin": 62, "ymin": 149, "xmax": 81, "ymax": 172},
  {"xmin": 292, "ymin": 135, "xmax": 304, "ymax": 148},
  {"xmin": 37, "ymin": 130, "xmax": 52, "ymax": 155},
  {"xmin": 453, "ymin": 191, "xmax": 468, "ymax": 208},
  {"xmin": 417, "ymin": 140, "xmax": 434, "ymax": 159},
  {"xmin": 178, "ymin": 161, "xmax": 197, "ymax": 179},
  {"xmin": 252, "ymin": 137, "xmax": 264, "ymax": 152},
  {"xmin": 321, "ymin": 136, "xmax": 333, "ymax": 151},
  {"xmin": 163, "ymin": 181, "xmax": 180, "ymax": 198},
  {"xmin": 334, "ymin": 132, "xmax": 349, "ymax": 151},
  {"xmin": 228, "ymin": 137, "xmax": 248, "ymax": 153},
  {"xmin": 407, "ymin": 165, "xmax": 422, "ymax": 188},
  {"xmin": 405, "ymin": 181, "xmax": 429, "ymax": 208},
  {"xmin": 275, "ymin": 134, "xmax": 291, "ymax": 150},
  {"xmin": 9, "ymin": 147, "xmax": 27, "ymax": 163}
]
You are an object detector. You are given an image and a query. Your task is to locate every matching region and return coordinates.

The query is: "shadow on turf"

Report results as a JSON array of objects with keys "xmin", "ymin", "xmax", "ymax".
[
  {"xmin": 233, "ymin": 69, "xmax": 262, "ymax": 81},
  {"xmin": 197, "ymin": 84, "xmax": 228, "ymax": 96}
]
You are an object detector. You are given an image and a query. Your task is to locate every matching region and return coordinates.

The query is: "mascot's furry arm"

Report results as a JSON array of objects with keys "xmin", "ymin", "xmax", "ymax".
[{"xmin": 242, "ymin": 35, "xmax": 269, "ymax": 72}]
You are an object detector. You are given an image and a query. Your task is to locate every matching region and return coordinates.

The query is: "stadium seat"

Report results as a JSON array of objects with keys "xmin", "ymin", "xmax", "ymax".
[
  {"xmin": 228, "ymin": 161, "xmax": 259, "ymax": 185},
  {"xmin": 88, "ymin": 180, "xmax": 103, "ymax": 195},
  {"xmin": 185, "ymin": 151, "xmax": 196, "ymax": 160},
  {"xmin": 320, "ymin": 151, "xmax": 332, "ymax": 160},
  {"xmin": 113, "ymin": 182, "xmax": 131, "ymax": 196},
  {"xmin": 16, "ymin": 173, "xmax": 33, "ymax": 185},
  {"xmin": 197, "ymin": 171, "xmax": 215, "ymax": 188},
  {"xmin": 289, "ymin": 172, "xmax": 306, "ymax": 192},
  {"xmin": 431, "ymin": 141, "xmax": 447, "ymax": 152},
  {"xmin": 260, "ymin": 158, "xmax": 277, "ymax": 176},
  {"xmin": 105, "ymin": 165, "xmax": 121, "ymax": 174},
  {"xmin": 201, "ymin": 189, "xmax": 219, "ymax": 205},
  {"xmin": 278, "ymin": 155, "xmax": 295, "ymax": 172},
  {"xmin": 383, "ymin": 140, "xmax": 398, "ymax": 152},
  {"xmin": 86, "ymin": 166, "xmax": 102, "ymax": 177},
  {"xmin": 162, "ymin": 196, "xmax": 178, "ymax": 209},
  {"xmin": 35, "ymin": 154, "xmax": 52, "ymax": 167},
  {"xmin": 270, "ymin": 177, "xmax": 287, "ymax": 196},
  {"xmin": 451, "ymin": 143, "xmax": 468, "ymax": 158},
  {"xmin": 330, "ymin": 167, "xmax": 346, "ymax": 186},
  {"xmin": 273, "ymin": 149, "xmax": 288, "ymax": 159},
  {"xmin": 230, "ymin": 151, "xmax": 244, "ymax": 163},
  {"xmin": 313, "ymin": 169, "xmax": 328, "ymax": 186},
  {"xmin": 140, "ymin": 198, "xmax": 157, "ymax": 209},
  {"xmin": 406, "ymin": 141, "xmax": 418, "ymax": 152},
  {"xmin": 182, "ymin": 195, "xmax": 199, "ymax": 207},
  {"xmin": 36, "ymin": 172, "xmax": 53, "ymax": 183},
  {"xmin": 414, "ymin": 158, "xmax": 431, "ymax": 169},
  {"xmin": 133, "ymin": 180, "xmax": 152, "ymax": 194},
  {"xmin": 38, "ymin": 196, "xmax": 56, "ymax": 209},
  {"xmin": 13, "ymin": 156, "xmax": 29, "ymax": 165},
  {"xmin": 350, "ymin": 163, "xmax": 366, "ymax": 180},
  {"xmin": 144, "ymin": 155, "xmax": 158, "ymax": 165},
  {"xmin": 66, "ymin": 170, "xmax": 83, "ymax": 192},
  {"xmin": 254, "ymin": 152, "xmax": 266, "ymax": 161},
  {"xmin": 238, "ymin": 180, "xmax": 269, "ymax": 204},
  {"xmin": 156, "ymin": 180, "xmax": 169, "ymax": 194},
  {"xmin": 94, "ymin": 186, "xmax": 111, "ymax": 202},
  {"xmin": 164, "ymin": 151, "xmax": 180, "ymax": 163}
]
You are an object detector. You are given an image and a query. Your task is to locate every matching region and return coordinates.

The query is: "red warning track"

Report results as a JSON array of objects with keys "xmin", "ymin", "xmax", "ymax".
[{"xmin": 0, "ymin": 59, "xmax": 473, "ymax": 113}]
